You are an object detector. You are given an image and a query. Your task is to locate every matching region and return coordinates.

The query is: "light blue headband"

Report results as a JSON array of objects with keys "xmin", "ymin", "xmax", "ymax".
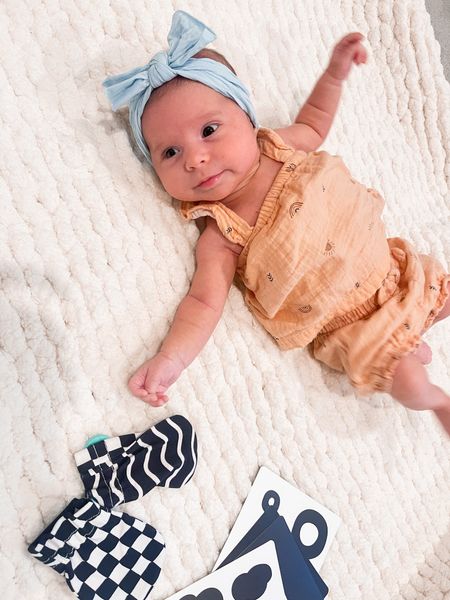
[{"xmin": 103, "ymin": 10, "xmax": 258, "ymax": 164}]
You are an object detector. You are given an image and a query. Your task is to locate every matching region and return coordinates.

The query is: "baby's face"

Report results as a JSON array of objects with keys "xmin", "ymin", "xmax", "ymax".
[{"xmin": 142, "ymin": 80, "xmax": 259, "ymax": 202}]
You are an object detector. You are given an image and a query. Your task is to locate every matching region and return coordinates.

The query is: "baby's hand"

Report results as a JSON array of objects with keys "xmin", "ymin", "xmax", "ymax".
[
  {"xmin": 128, "ymin": 352, "xmax": 184, "ymax": 407},
  {"xmin": 327, "ymin": 32, "xmax": 367, "ymax": 81}
]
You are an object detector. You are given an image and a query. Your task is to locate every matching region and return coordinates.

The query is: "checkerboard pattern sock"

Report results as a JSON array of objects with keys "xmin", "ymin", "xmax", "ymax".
[
  {"xmin": 28, "ymin": 497, "xmax": 165, "ymax": 600},
  {"xmin": 75, "ymin": 415, "xmax": 198, "ymax": 509}
]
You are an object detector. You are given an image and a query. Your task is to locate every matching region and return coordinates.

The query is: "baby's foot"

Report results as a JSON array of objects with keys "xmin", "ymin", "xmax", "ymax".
[{"xmin": 414, "ymin": 341, "xmax": 432, "ymax": 365}]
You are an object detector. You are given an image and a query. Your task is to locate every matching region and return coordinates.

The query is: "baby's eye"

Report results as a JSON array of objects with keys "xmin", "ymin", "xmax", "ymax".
[
  {"xmin": 202, "ymin": 124, "xmax": 219, "ymax": 137},
  {"xmin": 163, "ymin": 147, "xmax": 179, "ymax": 159}
]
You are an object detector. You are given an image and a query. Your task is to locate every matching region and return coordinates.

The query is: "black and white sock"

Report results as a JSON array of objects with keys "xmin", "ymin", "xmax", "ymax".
[
  {"xmin": 75, "ymin": 415, "xmax": 198, "ymax": 509},
  {"xmin": 28, "ymin": 497, "xmax": 165, "ymax": 600}
]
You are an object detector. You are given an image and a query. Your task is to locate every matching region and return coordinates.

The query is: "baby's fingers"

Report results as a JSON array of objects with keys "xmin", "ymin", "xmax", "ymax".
[
  {"xmin": 132, "ymin": 387, "xmax": 153, "ymax": 400},
  {"xmin": 128, "ymin": 367, "xmax": 148, "ymax": 396},
  {"xmin": 143, "ymin": 392, "xmax": 169, "ymax": 407},
  {"xmin": 354, "ymin": 46, "xmax": 367, "ymax": 65},
  {"xmin": 338, "ymin": 32, "xmax": 364, "ymax": 46},
  {"xmin": 132, "ymin": 388, "xmax": 169, "ymax": 406}
]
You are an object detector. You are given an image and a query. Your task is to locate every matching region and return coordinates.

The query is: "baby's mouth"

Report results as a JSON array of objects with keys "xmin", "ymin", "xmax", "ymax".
[{"xmin": 196, "ymin": 171, "xmax": 224, "ymax": 189}]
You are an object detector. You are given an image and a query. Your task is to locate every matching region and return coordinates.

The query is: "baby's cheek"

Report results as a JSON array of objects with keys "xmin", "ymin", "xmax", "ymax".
[
  {"xmin": 155, "ymin": 169, "xmax": 171, "ymax": 191},
  {"xmin": 158, "ymin": 173, "xmax": 185, "ymax": 200}
]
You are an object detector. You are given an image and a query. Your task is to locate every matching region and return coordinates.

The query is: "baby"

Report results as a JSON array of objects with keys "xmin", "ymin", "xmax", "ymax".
[{"xmin": 104, "ymin": 11, "xmax": 450, "ymax": 434}]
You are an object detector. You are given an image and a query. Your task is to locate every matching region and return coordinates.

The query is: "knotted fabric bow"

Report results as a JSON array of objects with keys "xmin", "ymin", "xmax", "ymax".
[{"xmin": 103, "ymin": 10, "xmax": 258, "ymax": 163}]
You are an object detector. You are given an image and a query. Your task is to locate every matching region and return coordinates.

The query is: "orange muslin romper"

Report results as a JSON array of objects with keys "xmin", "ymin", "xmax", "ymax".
[{"xmin": 180, "ymin": 128, "xmax": 449, "ymax": 394}]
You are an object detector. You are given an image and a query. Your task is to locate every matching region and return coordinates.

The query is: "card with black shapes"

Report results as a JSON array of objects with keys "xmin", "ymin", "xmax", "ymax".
[
  {"xmin": 214, "ymin": 467, "xmax": 341, "ymax": 574},
  {"xmin": 165, "ymin": 541, "xmax": 288, "ymax": 600},
  {"xmin": 225, "ymin": 514, "xmax": 328, "ymax": 599}
]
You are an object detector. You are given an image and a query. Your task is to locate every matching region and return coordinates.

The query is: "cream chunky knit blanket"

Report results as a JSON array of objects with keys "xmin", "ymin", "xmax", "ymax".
[{"xmin": 1, "ymin": 1, "xmax": 449, "ymax": 598}]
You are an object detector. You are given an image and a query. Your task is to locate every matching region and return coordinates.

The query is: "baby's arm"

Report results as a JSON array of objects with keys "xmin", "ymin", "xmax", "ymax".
[
  {"xmin": 276, "ymin": 33, "xmax": 367, "ymax": 152},
  {"xmin": 128, "ymin": 220, "xmax": 239, "ymax": 406}
]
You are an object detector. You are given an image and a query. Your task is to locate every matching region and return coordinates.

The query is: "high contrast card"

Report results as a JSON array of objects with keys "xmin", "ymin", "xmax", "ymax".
[
  {"xmin": 230, "ymin": 514, "xmax": 327, "ymax": 599},
  {"xmin": 214, "ymin": 467, "xmax": 340, "ymax": 573},
  {"xmin": 165, "ymin": 541, "xmax": 288, "ymax": 600}
]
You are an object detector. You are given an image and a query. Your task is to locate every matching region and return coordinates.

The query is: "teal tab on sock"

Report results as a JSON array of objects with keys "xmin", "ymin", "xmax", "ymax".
[{"xmin": 84, "ymin": 434, "xmax": 109, "ymax": 448}]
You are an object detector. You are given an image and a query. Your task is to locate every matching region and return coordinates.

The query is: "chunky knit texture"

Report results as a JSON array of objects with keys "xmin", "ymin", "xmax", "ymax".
[{"xmin": 1, "ymin": 1, "xmax": 449, "ymax": 599}]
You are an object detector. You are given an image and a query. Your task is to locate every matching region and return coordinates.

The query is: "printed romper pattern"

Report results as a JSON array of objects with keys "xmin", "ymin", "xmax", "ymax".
[{"xmin": 180, "ymin": 128, "xmax": 449, "ymax": 393}]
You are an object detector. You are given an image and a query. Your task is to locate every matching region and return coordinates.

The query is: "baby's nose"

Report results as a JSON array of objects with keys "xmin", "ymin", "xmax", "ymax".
[{"xmin": 185, "ymin": 145, "xmax": 209, "ymax": 170}]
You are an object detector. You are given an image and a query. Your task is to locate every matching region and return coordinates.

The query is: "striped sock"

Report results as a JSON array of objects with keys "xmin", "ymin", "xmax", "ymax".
[{"xmin": 75, "ymin": 415, "xmax": 198, "ymax": 509}]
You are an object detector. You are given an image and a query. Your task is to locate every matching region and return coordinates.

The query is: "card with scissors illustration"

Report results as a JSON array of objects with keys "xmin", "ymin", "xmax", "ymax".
[
  {"xmin": 165, "ymin": 541, "xmax": 288, "ymax": 600},
  {"xmin": 214, "ymin": 467, "xmax": 340, "ymax": 573},
  {"xmin": 229, "ymin": 514, "xmax": 327, "ymax": 599}
]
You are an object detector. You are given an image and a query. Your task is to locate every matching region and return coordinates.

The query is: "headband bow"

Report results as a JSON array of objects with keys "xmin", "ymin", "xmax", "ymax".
[{"xmin": 103, "ymin": 10, "xmax": 258, "ymax": 163}]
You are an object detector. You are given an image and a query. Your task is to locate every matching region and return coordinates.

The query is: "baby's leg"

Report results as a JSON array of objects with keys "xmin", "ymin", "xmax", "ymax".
[
  {"xmin": 414, "ymin": 341, "xmax": 432, "ymax": 364},
  {"xmin": 391, "ymin": 353, "xmax": 450, "ymax": 436}
]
